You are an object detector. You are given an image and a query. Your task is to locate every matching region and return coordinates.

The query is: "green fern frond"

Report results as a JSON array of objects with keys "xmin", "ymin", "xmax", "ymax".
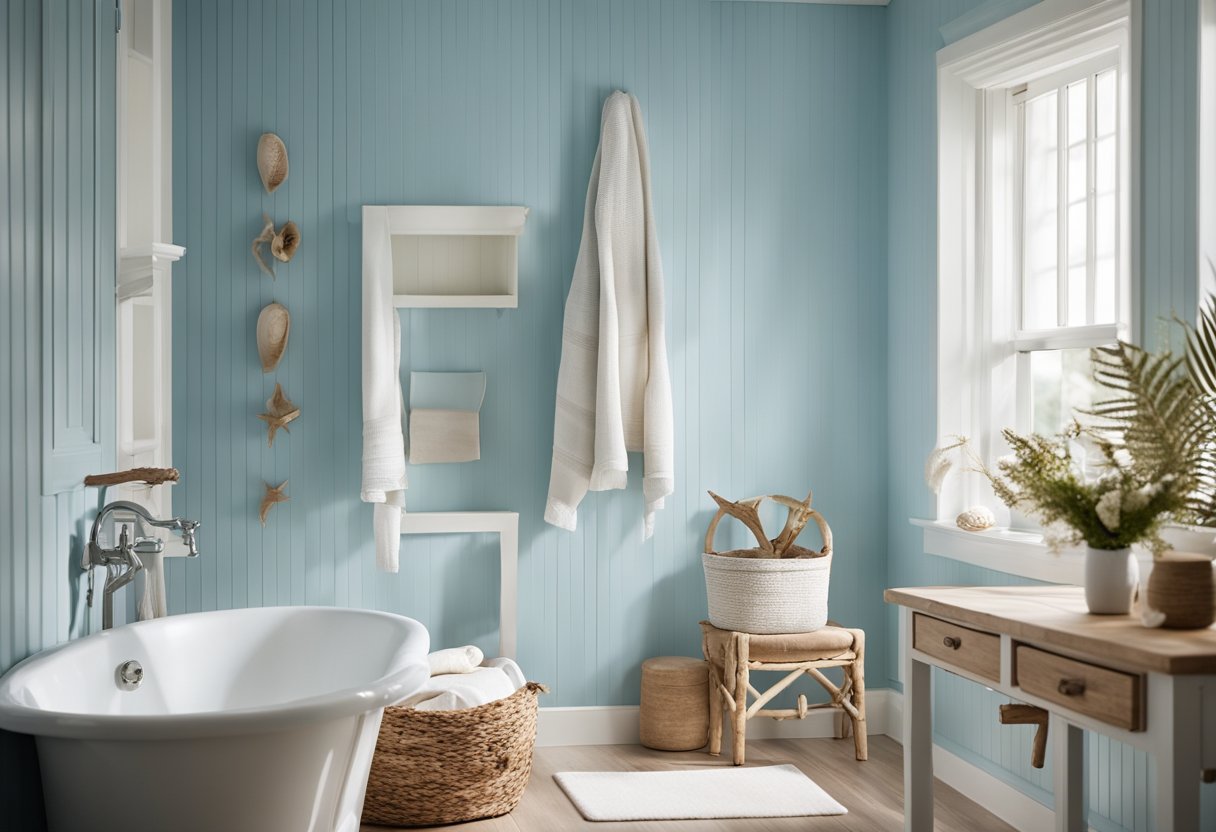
[{"xmin": 1087, "ymin": 339, "xmax": 1210, "ymax": 523}]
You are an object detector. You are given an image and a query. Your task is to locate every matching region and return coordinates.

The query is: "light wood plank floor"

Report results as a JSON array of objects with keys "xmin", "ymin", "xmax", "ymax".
[{"xmin": 362, "ymin": 736, "xmax": 1015, "ymax": 831}]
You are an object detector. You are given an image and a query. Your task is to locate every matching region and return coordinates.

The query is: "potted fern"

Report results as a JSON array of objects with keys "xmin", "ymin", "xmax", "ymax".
[{"xmin": 975, "ymin": 426, "xmax": 1188, "ymax": 613}]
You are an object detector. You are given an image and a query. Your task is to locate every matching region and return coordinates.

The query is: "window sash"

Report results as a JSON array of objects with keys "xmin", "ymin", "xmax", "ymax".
[{"xmin": 1013, "ymin": 53, "xmax": 1121, "ymax": 334}]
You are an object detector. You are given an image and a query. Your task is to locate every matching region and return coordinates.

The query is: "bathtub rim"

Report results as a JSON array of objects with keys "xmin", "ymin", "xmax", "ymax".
[{"xmin": 0, "ymin": 605, "xmax": 429, "ymax": 741}]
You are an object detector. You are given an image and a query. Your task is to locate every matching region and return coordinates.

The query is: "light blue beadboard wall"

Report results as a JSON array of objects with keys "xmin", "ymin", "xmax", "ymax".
[
  {"xmin": 170, "ymin": 0, "xmax": 890, "ymax": 708},
  {"xmin": 1, "ymin": 1, "xmax": 116, "ymax": 829},
  {"xmin": 885, "ymin": 0, "xmax": 1214, "ymax": 829}
]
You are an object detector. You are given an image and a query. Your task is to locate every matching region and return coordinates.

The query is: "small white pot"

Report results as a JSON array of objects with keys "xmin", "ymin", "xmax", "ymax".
[{"xmin": 1084, "ymin": 546, "xmax": 1138, "ymax": 615}]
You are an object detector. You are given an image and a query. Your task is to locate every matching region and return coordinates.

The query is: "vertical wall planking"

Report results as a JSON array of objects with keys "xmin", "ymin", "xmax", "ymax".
[
  {"xmin": 171, "ymin": 0, "xmax": 890, "ymax": 707},
  {"xmin": 1, "ymin": 1, "xmax": 118, "ymax": 829}
]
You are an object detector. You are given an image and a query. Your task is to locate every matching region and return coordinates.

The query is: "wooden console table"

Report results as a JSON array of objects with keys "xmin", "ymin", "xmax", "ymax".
[{"xmin": 885, "ymin": 585, "xmax": 1216, "ymax": 831}]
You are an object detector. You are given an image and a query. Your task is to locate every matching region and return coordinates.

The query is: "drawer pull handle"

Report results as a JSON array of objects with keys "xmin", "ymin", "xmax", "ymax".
[
  {"xmin": 1058, "ymin": 679, "xmax": 1086, "ymax": 696},
  {"xmin": 942, "ymin": 636, "xmax": 962, "ymax": 650}
]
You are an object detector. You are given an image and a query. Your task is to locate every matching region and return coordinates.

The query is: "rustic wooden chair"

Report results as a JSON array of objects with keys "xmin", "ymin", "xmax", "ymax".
[{"xmin": 700, "ymin": 620, "xmax": 867, "ymax": 765}]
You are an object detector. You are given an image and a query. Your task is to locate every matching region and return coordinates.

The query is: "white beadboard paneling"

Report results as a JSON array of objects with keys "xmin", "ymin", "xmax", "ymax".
[{"xmin": 1, "ymin": 1, "xmax": 116, "ymax": 829}]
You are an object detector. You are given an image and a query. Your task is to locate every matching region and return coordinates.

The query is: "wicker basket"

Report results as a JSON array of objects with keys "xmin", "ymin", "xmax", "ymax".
[
  {"xmin": 702, "ymin": 494, "xmax": 833, "ymax": 634},
  {"xmin": 362, "ymin": 681, "xmax": 547, "ymax": 827}
]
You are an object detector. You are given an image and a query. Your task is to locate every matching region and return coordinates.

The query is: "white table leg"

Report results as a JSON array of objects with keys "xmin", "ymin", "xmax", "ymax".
[
  {"xmin": 902, "ymin": 608, "xmax": 933, "ymax": 832},
  {"xmin": 1050, "ymin": 714, "xmax": 1084, "ymax": 831},
  {"xmin": 1153, "ymin": 674, "xmax": 1203, "ymax": 831}
]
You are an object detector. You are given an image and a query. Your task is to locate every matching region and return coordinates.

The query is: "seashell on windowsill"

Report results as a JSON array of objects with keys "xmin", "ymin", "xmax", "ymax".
[
  {"xmin": 956, "ymin": 506, "xmax": 996, "ymax": 532},
  {"xmin": 256, "ymin": 302, "xmax": 291, "ymax": 373},
  {"xmin": 257, "ymin": 133, "xmax": 289, "ymax": 193}
]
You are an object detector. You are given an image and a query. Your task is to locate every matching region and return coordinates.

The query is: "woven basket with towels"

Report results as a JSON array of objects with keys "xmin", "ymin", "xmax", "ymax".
[{"xmin": 362, "ymin": 681, "xmax": 547, "ymax": 826}]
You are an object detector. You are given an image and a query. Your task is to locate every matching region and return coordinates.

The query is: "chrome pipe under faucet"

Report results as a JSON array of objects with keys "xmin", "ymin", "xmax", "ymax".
[{"xmin": 85, "ymin": 500, "xmax": 200, "ymax": 629}]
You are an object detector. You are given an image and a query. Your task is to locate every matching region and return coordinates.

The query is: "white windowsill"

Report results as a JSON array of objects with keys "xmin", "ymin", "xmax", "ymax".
[
  {"xmin": 914, "ymin": 515, "xmax": 1216, "ymax": 581},
  {"xmin": 912, "ymin": 518, "xmax": 1216, "ymax": 584},
  {"xmin": 911, "ymin": 518, "xmax": 1085, "ymax": 584}
]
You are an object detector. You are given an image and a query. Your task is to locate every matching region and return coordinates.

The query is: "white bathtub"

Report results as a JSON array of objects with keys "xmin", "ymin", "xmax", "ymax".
[{"xmin": 0, "ymin": 606, "xmax": 429, "ymax": 832}]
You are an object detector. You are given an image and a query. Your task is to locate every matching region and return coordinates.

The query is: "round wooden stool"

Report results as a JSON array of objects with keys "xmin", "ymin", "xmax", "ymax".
[{"xmin": 639, "ymin": 656, "xmax": 709, "ymax": 751}]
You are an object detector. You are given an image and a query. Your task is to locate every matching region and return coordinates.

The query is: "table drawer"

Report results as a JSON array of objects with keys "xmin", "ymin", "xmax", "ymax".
[
  {"xmin": 913, "ymin": 613, "xmax": 1000, "ymax": 682},
  {"xmin": 1014, "ymin": 644, "xmax": 1143, "ymax": 731}
]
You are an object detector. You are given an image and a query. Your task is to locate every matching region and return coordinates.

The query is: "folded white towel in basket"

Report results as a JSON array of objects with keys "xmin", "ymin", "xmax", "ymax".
[
  {"xmin": 427, "ymin": 645, "xmax": 484, "ymax": 676},
  {"xmin": 401, "ymin": 659, "xmax": 525, "ymax": 711}
]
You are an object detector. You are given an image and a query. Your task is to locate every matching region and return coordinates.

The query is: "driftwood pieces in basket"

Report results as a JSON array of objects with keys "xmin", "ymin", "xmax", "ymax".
[{"xmin": 704, "ymin": 490, "xmax": 831, "ymax": 559}]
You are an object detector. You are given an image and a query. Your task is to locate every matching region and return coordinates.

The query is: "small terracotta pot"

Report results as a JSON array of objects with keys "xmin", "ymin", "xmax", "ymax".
[{"xmin": 1147, "ymin": 553, "xmax": 1216, "ymax": 629}]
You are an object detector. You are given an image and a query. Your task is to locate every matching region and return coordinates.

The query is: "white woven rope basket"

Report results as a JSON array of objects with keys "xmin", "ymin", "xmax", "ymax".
[{"xmin": 701, "ymin": 494, "xmax": 833, "ymax": 634}]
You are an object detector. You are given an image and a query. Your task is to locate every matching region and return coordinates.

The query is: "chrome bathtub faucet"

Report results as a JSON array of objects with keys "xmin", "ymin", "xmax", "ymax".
[{"xmin": 84, "ymin": 500, "xmax": 200, "ymax": 629}]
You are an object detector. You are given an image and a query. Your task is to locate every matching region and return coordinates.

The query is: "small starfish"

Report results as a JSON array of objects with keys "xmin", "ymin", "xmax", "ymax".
[
  {"xmin": 258, "ymin": 383, "xmax": 300, "ymax": 447},
  {"xmin": 259, "ymin": 480, "xmax": 289, "ymax": 526},
  {"xmin": 257, "ymin": 409, "xmax": 300, "ymax": 447}
]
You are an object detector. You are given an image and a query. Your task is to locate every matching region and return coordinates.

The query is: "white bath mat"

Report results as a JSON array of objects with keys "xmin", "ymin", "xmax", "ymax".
[{"xmin": 552, "ymin": 764, "xmax": 847, "ymax": 821}]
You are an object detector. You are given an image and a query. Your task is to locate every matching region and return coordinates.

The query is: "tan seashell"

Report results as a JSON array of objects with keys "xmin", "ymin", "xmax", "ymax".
[
  {"xmin": 271, "ymin": 220, "xmax": 300, "ymax": 263},
  {"xmin": 257, "ymin": 383, "xmax": 300, "ymax": 447},
  {"xmin": 259, "ymin": 480, "xmax": 289, "ymax": 525},
  {"xmin": 956, "ymin": 506, "xmax": 996, "ymax": 532},
  {"xmin": 257, "ymin": 133, "xmax": 289, "ymax": 193},
  {"xmin": 256, "ymin": 303, "xmax": 291, "ymax": 372}
]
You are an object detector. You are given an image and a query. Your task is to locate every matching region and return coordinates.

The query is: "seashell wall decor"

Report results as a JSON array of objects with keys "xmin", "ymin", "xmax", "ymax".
[
  {"xmin": 956, "ymin": 506, "xmax": 996, "ymax": 532},
  {"xmin": 256, "ymin": 302, "xmax": 291, "ymax": 372},
  {"xmin": 257, "ymin": 382, "xmax": 300, "ymax": 447},
  {"xmin": 271, "ymin": 220, "xmax": 300, "ymax": 263},
  {"xmin": 257, "ymin": 132, "xmax": 289, "ymax": 193},
  {"xmin": 259, "ymin": 480, "xmax": 290, "ymax": 525},
  {"xmin": 252, "ymin": 215, "xmax": 300, "ymax": 278}
]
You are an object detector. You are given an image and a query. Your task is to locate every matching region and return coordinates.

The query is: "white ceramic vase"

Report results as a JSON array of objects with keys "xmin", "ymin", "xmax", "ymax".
[{"xmin": 1084, "ymin": 546, "xmax": 1138, "ymax": 614}]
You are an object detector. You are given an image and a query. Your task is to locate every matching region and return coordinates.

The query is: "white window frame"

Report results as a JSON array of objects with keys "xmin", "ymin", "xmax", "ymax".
[{"xmin": 926, "ymin": 0, "xmax": 1140, "ymax": 579}]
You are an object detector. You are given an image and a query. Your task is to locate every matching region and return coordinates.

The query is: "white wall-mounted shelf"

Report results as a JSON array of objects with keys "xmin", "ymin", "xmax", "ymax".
[
  {"xmin": 366, "ymin": 205, "xmax": 529, "ymax": 309},
  {"xmin": 400, "ymin": 510, "xmax": 519, "ymax": 659}
]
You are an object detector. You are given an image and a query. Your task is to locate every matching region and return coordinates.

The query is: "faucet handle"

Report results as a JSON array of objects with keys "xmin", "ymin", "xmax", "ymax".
[{"xmin": 179, "ymin": 519, "xmax": 200, "ymax": 557}]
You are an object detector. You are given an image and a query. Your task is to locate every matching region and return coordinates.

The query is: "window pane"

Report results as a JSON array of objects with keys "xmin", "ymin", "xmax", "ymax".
[
  {"xmin": 1067, "ymin": 79, "xmax": 1088, "ymax": 146},
  {"xmin": 1023, "ymin": 91, "xmax": 1059, "ymax": 329},
  {"xmin": 1067, "ymin": 201, "xmax": 1088, "ymax": 326},
  {"xmin": 1066, "ymin": 81, "xmax": 1089, "ymax": 326},
  {"xmin": 1030, "ymin": 347, "xmax": 1101, "ymax": 436},
  {"xmin": 1094, "ymin": 69, "xmax": 1119, "ymax": 324},
  {"xmin": 1096, "ymin": 69, "xmax": 1117, "ymax": 138}
]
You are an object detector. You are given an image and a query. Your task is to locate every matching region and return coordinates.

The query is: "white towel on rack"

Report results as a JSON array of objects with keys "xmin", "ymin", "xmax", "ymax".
[
  {"xmin": 545, "ymin": 91, "xmax": 674, "ymax": 538},
  {"xmin": 361, "ymin": 206, "xmax": 408, "ymax": 572}
]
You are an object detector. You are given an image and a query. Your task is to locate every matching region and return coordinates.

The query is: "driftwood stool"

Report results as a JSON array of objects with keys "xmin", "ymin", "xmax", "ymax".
[{"xmin": 701, "ymin": 620, "xmax": 867, "ymax": 765}]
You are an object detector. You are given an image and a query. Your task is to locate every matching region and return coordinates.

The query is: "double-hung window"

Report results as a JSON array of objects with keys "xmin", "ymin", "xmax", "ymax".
[{"xmin": 933, "ymin": 0, "xmax": 1134, "ymax": 536}]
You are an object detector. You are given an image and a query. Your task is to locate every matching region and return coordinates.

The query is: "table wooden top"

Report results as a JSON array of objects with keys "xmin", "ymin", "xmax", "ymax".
[{"xmin": 885, "ymin": 585, "xmax": 1216, "ymax": 675}]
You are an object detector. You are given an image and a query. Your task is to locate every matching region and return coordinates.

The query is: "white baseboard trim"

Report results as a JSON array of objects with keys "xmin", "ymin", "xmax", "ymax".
[
  {"xmin": 931, "ymin": 744, "xmax": 1056, "ymax": 831},
  {"xmin": 537, "ymin": 689, "xmax": 897, "ymax": 748},
  {"xmin": 883, "ymin": 690, "xmax": 1078, "ymax": 832}
]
